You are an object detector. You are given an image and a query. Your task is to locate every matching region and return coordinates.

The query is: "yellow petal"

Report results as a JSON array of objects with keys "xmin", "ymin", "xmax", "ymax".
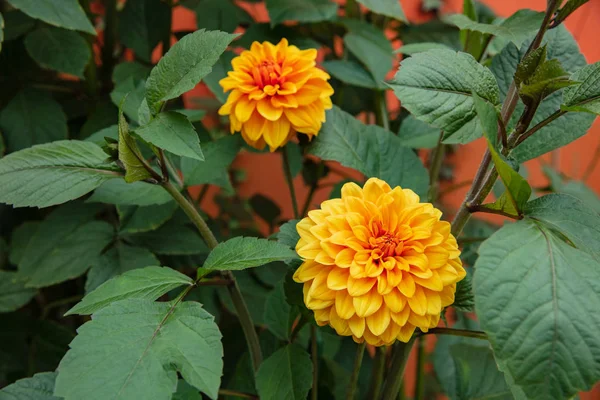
[
  {"xmin": 425, "ymin": 290, "xmax": 442, "ymax": 315},
  {"xmin": 329, "ymin": 307, "xmax": 351, "ymax": 336},
  {"xmin": 397, "ymin": 324, "xmax": 416, "ymax": 343},
  {"xmin": 353, "ymin": 290, "xmax": 383, "ymax": 317},
  {"xmin": 391, "ymin": 305, "xmax": 410, "ymax": 327},
  {"xmin": 334, "ymin": 248, "xmax": 356, "ymax": 268},
  {"xmin": 242, "ymin": 111, "xmax": 266, "ymax": 141},
  {"xmin": 348, "ymin": 314, "xmax": 365, "ymax": 337},
  {"xmin": 383, "ymin": 288, "xmax": 406, "ymax": 313},
  {"xmin": 257, "ymin": 98, "xmax": 283, "ymax": 121},
  {"xmin": 347, "ymin": 276, "xmax": 376, "ymax": 297},
  {"xmin": 335, "ymin": 290, "xmax": 355, "ymax": 319},
  {"xmin": 407, "ymin": 286, "xmax": 427, "ymax": 316},
  {"xmin": 262, "ymin": 117, "xmax": 291, "ymax": 150},
  {"xmin": 341, "ymin": 182, "xmax": 363, "ymax": 199},
  {"xmin": 293, "ymin": 260, "xmax": 322, "ymax": 283},
  {"xmin": 327, "ymin": 267, "xmax": 349, "ymax": 290},
  {"xmin": 366, "ymin": 306, "xmax": 391, "ymax": 336},
  {"xmin": 398, "ymin": 272, "xmax": 416, "ymax": 297}
]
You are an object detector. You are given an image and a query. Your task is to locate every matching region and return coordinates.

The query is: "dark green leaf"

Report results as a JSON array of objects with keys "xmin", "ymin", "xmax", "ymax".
[
  {"xmin": 0, "ymin": 270, "xmax": 36, "ymax": 313},
  {"xmin": 118, "ymin": 0, "xmax": 170, "ymax": 62},
  {"xmin": 112, "ymin": 62, "xmax": 151, "ymax": 84},
  {"xmin": 173, "ymin": 380, "xmax": 202, "ymax": 400},
  {"xmin": 357, "ymin": 0, "xmax": 406, "ymax": 21},
  {"xmin": 181, "ymin": 135, "xmax": 241, "ymax": 186},
  {"xmin": 203, "ymin": 237, "xmax": 297, "ymax": 271},
  {"xmin": 0, "ymin": 88, "xmax": 67, "ymax": 152},
  {"xmin": 322, "ymin": 60, "xmax": 379, "ymax": 89},
  {"xmin": 488, "ymin": 141, "xmax": 531, "ymax": 213},
  {"xmin": 3, "ymin": 10, "xmax": 35, "ymax": 41},
  {"xmin": 68, "ymin": 266, "xmax": 193, "ymax": 315},
  {"xmin": 55, "ymin": 299, "xmax": 223, "ymax": 400},
  {"xmin": 474, "ymin": 220, "xmax": 600, "ymax": 399},
  {"xmin": 390, "ymin": 49, "xmax": 500, "ymax": 144},
  {"xmin": 394, "ymin": 42, "xmax": 453, "ymax": 55},
  {"xmin": 110, "ymin": 77, "xmax": 146, "ymax": 124},
  {"xmin": 0, "ymin": 13, "xmax": 4, "ymax": 53},
  {"xmin": 285, "ymin": 142, "xmax": 303, "ymax": 178},
  {"xmin": 203, "ymin": 51, "xmax": 235, "ymax": 103},
  {"xmin": 88, "ymin": 179, "xmax": 172, "ymax": 206},
  {"xmin": 309, "ymin": 106, "xmax": 430, "ymax": 197},
  {"xmin": 0, "ymin": 372, "xmax": 59, "ymax": 400},
  {"xmin": 0, "ymin": 140, "xmax": 120, "ymax": 208},
  {"xmin": 555, "ymin": 0, "xmax": 591, "ymax": 25},
  {"xmin": 9, "ymin": 221, "xmax": 40, "ymax": 266},
  {"xmin": 472, "ymin": 92, "xmax": 499, "ymax": 145},
  {"xmin": 343, "ymin": 21, "xmax": 393, "ymax": 85},
  {"xmin": 194, "ymin": 0, "xmax": 252, "ymax": 33},
  {"xmin": 250, "ymin": 194, "xmax": 281, "ymax": 227},
  {"xmin": 265, "ymin": 0, "xmax": 337, "ymax": 27},
  {"xmin": 518, "ymin": 59, "xmax": 577, "ymax": 106},
  {"xmin": 117, "ymin": 201, "xmax": 178, "ymax": 234},
  {"xmin": 145, "ymin": 29, "xmax": 237, "ymax": 114},
  {"xmin": 397, "ymin": 115, "xmax": 441, "ymax": 149},
  {"xmin": 6, "ymin": 0, "xmax": 95, "ymax": 35},
  {"xmin": 277, "ymin": 219, "xmax": 300, "ymax": 249},
  {"xmin": 453, "ymin": 272, "xmax": 474, "ymax": 313},
  {"xmin": 264, "ymin": 281, "xmax": 296, "ymax": 340},
  {"xmin": 562, "ymin": 62, "xmax": 600, "ymax": 115},
  {"xmin": 255, "ymin": 344, "xmax": 313, "ymax": 400},
  {"xmin": 118, "ymin": 106, "xmax": 151, "ymax": 183},
  {"xmin": 84, "ymin": 125, "xmax": 118, "ymax": 147}
]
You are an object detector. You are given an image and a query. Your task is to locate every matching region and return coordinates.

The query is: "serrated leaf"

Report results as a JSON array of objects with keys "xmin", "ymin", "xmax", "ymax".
[
  {"xmin": 0, "ymin": 372, "xmax": 58, "ymax": 400},
  {"xmin": 472, "ymin": 92, "xmax": 499, "ymax": 145},
  {"xmin": 181, "ymin": 134, "xmax": 241, "ymax": 186},
  {"xmin": 277, "ymin": 219, "xmax": 300, "ymax": 249},
  {"xmin": 0, "ymin": 270, "xmax": 36, "ymax": 313},
  {"xmin": 265, "ymin": 0, "xmax": 337, "ymax": 27},
  {"xmin": 562, "ymin": 61, "xmax": 600, "ymax": 115},
  {"xmin": 5, "ymin": 0, "xmax": 95, "ymax": 35},
  {"xmin": 110, "ymin": 77, "xmax": 146, "ymax": 124},
  {"xmin": 118, "ymin": 106, "xmax": 151, "ymax": 183},
  {"xmin": 518, "ymin": 59, "xmax": 577, "ymax": 106},
  {"xmin": 118, "ymin": 0, "xmax": 170, "ymax": 62},
  {"xmin": 68, "ymin": 266, "xmax": 193, "ymax": 315},
  {"xmin": 18, "ymin": 203, "xmax": 114, "ymax": 288},
  {"xmin": 390, "ymin": 49, "xmax": 500, "ymax": 144},
  {"xmin": 86, "ymin": 243, "xmax": 161, "ymax": 293},
  {"xmin": 88, "ymin": 179, "xmax": 172, "ymax": 206},
  {"xmin": 135, "ymin": 111, "xmax": 204, "ymax": 161},
  {"xmin": 322, "ymin": 60, "xmax": 379, "ymax": 89},
  {"xmin": 488, "ymin": 141, "xmax": 531, "ymax": 213},
  {"xmin": 0, "ymin": 140, "xmax": 120, "ymax": 208},
  {"xmin": 0, "ymin": 88, "xmax": 68, "ymax": 152},
  {"xmin": 255, "ymin": 344, "xmax": 313, "ymax": 400},
  {"xmin": 145, "ymin": 29, "xmax": 237, "ymax": 114},
  {"xmin": 357, "ymin": 0, "xmax": 406, "ymax": 22},
  {"xmin": 24, "ymin": 26, "xmax": 90, "ymax": 78},
  {"xmin": 474, "ymin": 220, "xmax": 600, "ymax": 400},
  {"xmin": 194, "ymin": 0, "xmax": 252, "ymax": 33},
  {"xmin": 55, "ymin": 299, "xmax": 223, "ymax": 400},
  {"xmin": 264, "ymin": 281, "xmax": 296, "ymax": 340},
  {"xmin": 452, "ymin": 272, "xmax": 474, "ymax": 313},
  {"xmin": 309, "ymin": 106, "xmax": 430, "ymax": 197},
  {"xmin": 117, "ymin": 201, "xmax": 178, "ymax": 234},
  {"xmin": 343, "ymin": 21, "xmax": 393, "ymax": 85},
  {"xmin": 203, "ymin": 237, "xmax": 297, "ymax": 272}
]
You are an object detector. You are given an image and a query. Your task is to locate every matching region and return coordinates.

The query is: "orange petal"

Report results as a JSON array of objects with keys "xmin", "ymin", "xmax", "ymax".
[
  {"xmin": 257, "ymin": 98, "xmax": 283, "ymax": 121},
  {"xmin": 347, "ymin": 276, "xmax": 376, "ymax": 297}
]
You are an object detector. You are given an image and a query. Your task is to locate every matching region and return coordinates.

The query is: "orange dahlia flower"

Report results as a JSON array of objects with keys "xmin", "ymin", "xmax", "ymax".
[
  {"xmin": 293, "ymin": 178, "xmax": 465, "ymax": 346},
  {"xmin": 218, "ymin": 39, "xmax": 333, "ymax": 151}
]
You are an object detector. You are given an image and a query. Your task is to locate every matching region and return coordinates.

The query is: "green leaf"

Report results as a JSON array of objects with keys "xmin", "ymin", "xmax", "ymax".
[
  {"xmin": 181, "ymin": 135, "xmax": 241, "ymax": 186},
  {"xmin": 113, "ymin": 61, "xmax": 151, "ymax": 84},
  {"xmin": 194, "ymin": 0, "xmax": 252, "ymax": 33},
  {"xmin": 176, "ymin": 109, "xmax": 207, "ymax": 123},
  {"xmin": 488, "ymin": 141, "xmax": 531, "ymax": 213},
  {"xmin": 203, "ymin": 51, "xmax": 235, "ymax": 103},
  {"xmin": 118, "ymin": 0, "xmax": 170, "ymax": 62},
  {"xmin": 308, "ymin": 106, "xmax": 430, "ymax": 197},
  {"xmin": 86, "ymin": 243, "xmax": 160, "ymax": 293},
  {"xmin": 322, "ymin": 60, "xmax": 379, "ymax": 89},
  {"xmin": 110, "ymin": 76, "xmax": 146, "ymax": 124},
  {"xmin": 519, "ymin": 59, "xmax": 577, "ymax": 107},
  {"xmin": 343, "ymin": 21, "xmax": 393, "ymax": 85},
  {"xmin": 118, "ymin": 106, "xmax": 151, "ymax": 183},
  {"xmin": 9, "ymin": 221, "xmax": 40, "ymax": 266},
  {"xmin": 84, "ymin": 125, "xmax": 118, "ymax": 146},
  {"xmin": 5, "ymin": 0, "xmax": 95, "ymax": 35},
  {"xmin": 524, "ymin": 193, "xmax": 600, "ymax": 258},
  {"xmin": 118, "ymin": 201, "xmax": 178, "ymax": 234},
  {"xmin": 474, "ymin": 220, "xmax": 600, "ymax": 399},
  {"xmin": 145, "ymin": 29, "xmax": 237, "ymax": 114},
  {"xmin": 24, "ymin": 26, "xmax": 90, "ymax": 78},
  {"xmin": 472, "ymin": 92, "xmax": 499, "ymax": 145},
  {"xmin": 0, "ymin": 270, "xmax": 36, "ymax": 313},
  {"xmin": 453, "ymin": 272, "xmax": 474, "ymax": 313},
  {"xmin": 562, "ymin": 62, "xmax": 600, "ymax": 114},
  {"xmin": 0, "ymin": 372, "xmax": 59, "ymax": 400},
  {"xmin": 135, "ymin": 111, "xmax": 204, "ymax": 161},
  {"xmin": 264, "ymin": 281, "xmax": 295, "ymax": 340},
  {"xmin": 0, "ymin": 88, "xmax": 67, "ymax": 151},
  {"xmin": 397, "ymin": 115, "xmax": 441, "ymax": 149},
  {"xmin": 203, "ymin": 237, "xmax": 297, "ymax": 272},
  {"xmin": 277, "ymin": 219, "xmax": 300, "ymax": 249},
  {"xmin": 390, "ymin": 49, "xmax": 500, "ymax": 144},
  {"xmin": 68, "ymin": 266, "xmax": 193, "ymax": 315},
  {"xmin": 357, "ymin": 0, "xmax": 406, "ymax": 22},
  {"xmin": 18, "ymin": 203, "xmax": 114, "ymax": 288},
  {"xmin": 555, "ymin": 0, "xmax": 591, "ymax": 25},
  {"xmin": 255, "ymin": 344, "xmax": 313, "ymax": 400},
  {"xmin": 0, "ymin": 12, "xmax": 4, "ymax": 53},
  {"xmin": 55, "ymin": 299, "xmax": 223, "ymax": 400},
  {"xmin": 250, "ymin": 194, "xmax": 281, "ymax": 227},
  {"xmin": 394, "ymin": 42, "xmax": 453, "ymax": 55},
  {"xmin": 88, "ymin": 179, "xmax": 172, "ymax": 206},
  {"xmin": 0, "ymin": 140, "xmax": 120, "ymax": 208},
  {"xmin": 265, "ymin": 0, "xmax": 337, "ymax": 27},
  {"xmin": 3, "ymin": 10, "xmax": 35, "ymax": 41},
  {"xmin": 173, "ymin": 380, "xmax": 202, "ymax": 400}
]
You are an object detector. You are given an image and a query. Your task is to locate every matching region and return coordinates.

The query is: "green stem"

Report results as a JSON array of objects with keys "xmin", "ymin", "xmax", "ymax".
[
  {"xmin": 414, "ymin": 339, "xmax": 425, "ymax": 400},
  {"xmin": 381, "ymin": 340, "xmax": 415, "ymax": 400},
  {"xmin": 161, "ymin": 181, "xmax": 263, "ymax": 371},
  {"xmin": 311, "ymin": 325, "xmax": 319, "ymax": 400},
  {"xmin": 375, "ymin": 91, "xmax": 390, "ymax": 131},
  {"xmin": 418, "ymin": 327, "xmax": 488, "ymax": 340},
  {"xmin": 282, "ymin": 149, "xmax": 300, "ymax": 219},
  {"xmin": 367, "ymin": 347, "xmax": 386, "ymax": 400},
  {"xmin": 346, "ymin": 342, "xmax": 366, "ymax": 400},
  {"xmin": 101, "ymin": 0, "xmax": 117, "ymax": 86},
  {"xmin": 301, "ymin": 162, "xmax": 324, "ymax": 217},
  {"xmin": 427, "ymin": 131, "xmax": 445, "ymax": 203}
]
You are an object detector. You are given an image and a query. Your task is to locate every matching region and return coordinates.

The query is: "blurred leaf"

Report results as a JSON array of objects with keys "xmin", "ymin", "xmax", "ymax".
[
  {"xmin": 88, "ymin": 179, "xmax": 172, "ymax": 206},
  {"xmin": 555, "ymin": 0, "xmax": 591, "ymax": 25},
  {"xmin": 194, "ymin": 0, "xmax": 252, "ymax": 33},
  {"xmin": 264, "ymin": 281, "xmax": 297, "ymax": 340},
  {"xmin": 0, "ymin": 372, "xmax": 59, "ymax": 399},
  {"xmin": 24, "ymin": 26, "xmax": 90, "ymax": 78},
  {"xmin": 322, "ymin": 60, "xmax": 379, "ymax": 89},
  {"xmin": 117, "ymin": 201, "xmax": 178, "ymax": 234},
  {"xmin": 277, "ymin": 219, "xmax": 300, "ymax": 249},
  {"xmin": 357, "ymin": 0, "xmax": 406, "ymax": 22},
  {"xmin": 118, "ymin": 106, "xmax": 151, "ymax": 183},
  {"xmin": 395, "ymin": 42, "xmax": 453, "ymax": 55},
  {"xmin": 6, "ymin": 0, "xmax": 95, "ymax": 35},
  {"xmin": 181, "ymin": 135, "xmax": 242, "ymax": 186},
  {"xmin": 256, "ymin": 344, "xmax": 313, "ymax": 400},
  {"xmin": 203, "ymin": 51, "xmax": 235, "ymax": 103},
  {"xmin": 118, "ymin": 0, "xmax": 170, "ymax": 62},
  {"xmin": 8, "ymin": 221, "xmax": 40, "ymax": 266},
  {"xmin": 397, "ymin": 115, "xmax": 440, "ymax": 149},
  {"xmin": 399, "ymin": 20, "xmax": 460, "ymax": 49},
  {"xmin": 342, "ymin": 20, "xmax": 392, "ymax": 86},
  {"xmin": 285, "ymin": 141, "xmax": 303, "ymax": 177},
  {"xmin": 562, "ymin": 61, "xmax": 600, "ymax": 115},
  {"xmin": 0, "ymin": 88, "xmax": 67, "ymax": 152},
  {"xmin": 488, "ymin": 142, "xmax": 531, "ymax": 214},
  {"xmin": 250, "ymin": 194, "xmax": 281, "ymax": 227},
  {"xmin": 173, "ymin": 380, "xmax": 202, "ymax": 400},
  {"xmin": 2, "ymin": 10, "xmax": 35, "ymax": 41},
  {"xmin": 203, "ymin": 237, "xmax": 297, "ymax": 272},
  {"xmin": 110, "ymin": 77, "xmax": 146, "ymax": 124},
  {"xmin": 0, "ymin": 270, "xmax": 35, "ymax": 313},
  {"xmin": 235, "ymin": 24, "xmax": 320, "ymax": 50},
  {"xmin": 112, "ymin": 61, "xmax": 151, "ymax": 84},
  {"xmin": 265, "ymin": 0, "xmax": 338, "ymax": 27},
  {"xmin": 84, "ymin": 125, "xmax": 118, "ymax": 146}
]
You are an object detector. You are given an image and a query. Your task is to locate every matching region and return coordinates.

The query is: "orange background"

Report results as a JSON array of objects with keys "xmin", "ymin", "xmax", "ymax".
[{"xmin": 170, "ymin": 0, "xmax": 600, "ymax": 398}]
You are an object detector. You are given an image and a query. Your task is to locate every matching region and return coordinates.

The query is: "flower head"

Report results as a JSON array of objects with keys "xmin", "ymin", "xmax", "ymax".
[
  {"xmin": 218, "ymin": 39, "xmax": 333, "ymax": 151},
  {"xmin": 293, "ymin": 178, "xmax": 465, "ymax": 346}
]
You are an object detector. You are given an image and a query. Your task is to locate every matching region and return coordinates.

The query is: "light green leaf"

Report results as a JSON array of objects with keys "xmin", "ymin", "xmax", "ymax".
[
  {"xmin": 277, "ymin": 219, "xmax": 300, "ymax": 249},
  {"xmin": 5, "ymin": 0, "xmax": 95, "ymax": 35},
  {"xmin": 55, "ymin": 299, "xmax": 223, "ymax": 400},
  {"xmin": 173, "ymin": 380, "xmax": 202, "ymax": 400},
  {"xmin": 84, "ymin": 125, "xmax": 118, "ymax": 146},
  {"xmin": 68, "ymin": 266, "xmax": 193, "ymax": 315},
  {"xmin": 88, "ymin": 179, "xmax": 172, "ymax": 206},
  {"xmin": 255, "ymin": 344, "xmax": 313, "ymax": 400},
  {"xmin": 203, "ymin": 237, "xmax": 297, "ymax": 272},
  {"xmin": 343, "ymin": 22, "xmax": 393, "ymax": 85},
  {"xmin": 397, "ymin": 115, "xmax": 441, "ymax": 149},
  {"xmin": 394, "ymin": 42, "xmax": 453, "ymax": 55},
  {"xmin": 18, "ymin": 203, "xmax": 114, "ymax": 288},
  {"xmin": 322, "ymin": 60, "xmax": 379, "ymax": 89},
  {"xmin": 357, "ymin": 0, "xmax": 406, "ymax": 22},
  {"xmin": 135, "ymin": 111, "xmax": 204, "ymax": 161},
  {"xmin": 117, "ymin": 201, "xmax": 178, "ymax": 234},
  {"xmin": 390, "ymin": 49, "xmax": 500, "ymax": 144},
  {"xmin": 0, "ymin": 270, "xmax": 36, "ymax": 313},
  {"xmin": 264, "ymin": 281, "xmax": 295, "ymax": 340},
  {"xmin": 562, "ymin": 62, "xmax": 600, "ymax": 115},
  {"xmin": 0, "ymin": 88, "xmax": 67, "ymax": 151},
  {"xmin": 472, "ymin": 92, "xmax": 499, "ymax": 145},
  {"xmin": 181, "ymin": 135, "xmax": 241, "ymax": 186},
  {"xmin": 118, "ymin": 0, "xmax": 170, "ymax": 62},
  {"xmin": 110, "ymin": 77, "xmax": 146, "ymax": 124},
  {"xmin": 474, "ymin": 220, "xmax": 600, "ymax": 400},
  {"xmin": 309, "ymin": 106, "xmax": 430, "ymax": 197},
  {"xmin": 24, "ymin": 26, "xmax": 90, "ymax": 78},
  {"xmin": 488, "ymin": 142, "xmax": 531, "ymax": 213},
  {"xmin": 145, "ymin": 29, "xmax": 237, "ymax": 114},
  {"xmin": 85, "ymin": 243, "xmax": 161, "ymax": 293},
  {"xmin": 0, "ymin": 140, "xmax": 120, "ymax": 208},
  {"xmin": 194, "ymin": 0, "xmax": 252, "ymax": 33},
  {"xmin": 118, "ymin": 106, "xmax": 151, "ymax": 183},
  {"xmin": 0, "ymin": 372, "xmax": 59, "ymax": 400},
  {"xmin": 265, "ymin": 0, "xmax": 337, "ymax": 27}
]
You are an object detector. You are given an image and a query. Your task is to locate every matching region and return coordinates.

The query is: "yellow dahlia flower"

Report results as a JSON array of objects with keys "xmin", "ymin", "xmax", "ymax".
[
  {"xmin": 293, "ymin": 178, "xmax": 466, "ymax": 346},
  {"xmin": 218, "ymin": 39, "xmax": 333, "ymax": 151}
]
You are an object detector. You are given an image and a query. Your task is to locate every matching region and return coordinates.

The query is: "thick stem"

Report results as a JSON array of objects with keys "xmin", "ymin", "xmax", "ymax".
[
  {"xmin": 414, "ymin": 339, "xmax": 426, "ymax": 400},
  {"xmin": 368, "ymin": 347, "xmax": 386, "ymax": 400},
  {"xmin": 282, "ymin": 149, "xmax": 300, "ymax": 219},
  {"xmin": 381, "ymin": 340, "xmax": 415, "ymax": 400},
  {"xmin": 514, "ymin": 110, "xmax": 565, "ymax": 147},
  {"xmin": 346, "ymin": 342, "xmax": 366, "ymax": 400},
  {"xmin": 311, "ymin": 325, "xmax": 319, "ymax": 400},
  {"xmin": 161, "ymin": 181, "xmax": 263, "ymax": 371}
]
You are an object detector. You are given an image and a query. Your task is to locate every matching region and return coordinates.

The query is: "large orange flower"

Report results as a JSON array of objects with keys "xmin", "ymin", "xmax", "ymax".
[
  {"xmin": 293, "ymin": 178, "xmax": 465, "ymax": 346},
  {"xmin": 218, "ymin": 39, "xmax": 333, "ymax": 151}
]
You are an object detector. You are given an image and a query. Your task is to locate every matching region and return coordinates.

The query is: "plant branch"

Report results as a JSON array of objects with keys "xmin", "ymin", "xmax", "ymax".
[
  {"xmin": 468, "ymin": 204, "xmax": 521, "ymax": 219},
  {"xmin": 282, "ymin": 149, "xmax": 300, "ymax": 219},
  {"xmin": 414, "ymin": 338, "xmax": 426, "ymax": 400},
  {"xmin": 514, "ymin": 110, "xmax": 566, "ymax": 147},
  {"xmin": 419, "ymin": 328, "xmax": 488, "ymax": 340},
  {"xmin": 346, "ymin": 342, "xmax": 366, "ymax": 400},
  {"xmin": 367, "ymin": 347, "xmax": 386, "ymax": 400},
  {"xmin": 381, "ymin": 340, "xmax": 415, "ymax": 400},
  {"xmin": 218, "ymin": 389, "xmax": 258, "ymax": 399},
  {"xmin": 375, "ymin": 90, "xmax": 390, "ymax": 131},
  {"xmin": 311, "ymin": 325, "xmax": 319, "ymax": 400},
  {"xmin": 428, "ymin": 131, "xmax": 446, "ymax": 202}
]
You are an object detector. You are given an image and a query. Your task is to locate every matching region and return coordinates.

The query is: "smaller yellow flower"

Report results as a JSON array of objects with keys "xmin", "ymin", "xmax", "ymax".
[
  {"xmin": 218, "ymin": 39, "xmax": 333, "ymax": 151},
  {"xmin": 294, "ymin": 178, "xmax": 465, "ymax": 346}
]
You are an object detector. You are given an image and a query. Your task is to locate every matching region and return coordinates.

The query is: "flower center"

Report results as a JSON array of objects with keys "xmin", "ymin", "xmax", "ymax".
[
  {"xmin": 370, "ymin": 233, "xmax": 403, "ymax": 257},
  {"xmin": 252, "ymin": 60, "xmax": 285, "ymax": 89}
]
